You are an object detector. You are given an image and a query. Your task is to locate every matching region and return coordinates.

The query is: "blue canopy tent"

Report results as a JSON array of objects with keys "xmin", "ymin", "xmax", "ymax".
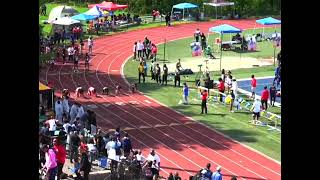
[
  {"xmin": 84, "ymin": 6, "xmax": 104, "ymax": 18},
  {"xmin": 256, "ymin": 17, "xmax": 281, "ymax": 65},
  {"xmin": 71, "ymin": 14, "xmax": 97, "ymax": 21},
  {"xmin": 256, "ymin": 17, "xmax": 281, "ymax": 25},
  {"xmin": 209, "ymin": 24, "xmax": 242, "ymax": 71},
  {"xmin": 171, "ymin": 3, "xmax": 199, "ymax": 20}
]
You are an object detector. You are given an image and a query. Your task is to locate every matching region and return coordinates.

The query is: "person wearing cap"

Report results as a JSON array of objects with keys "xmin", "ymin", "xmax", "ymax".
[
  {"xmin": 41, "ymin": 144, "xmax": 58, "ymax": 180},
  {"xmin": 250, "ymin": 97, "xmax": 263, "ymax": 124},
  {"xmin": 211, "ymin": 166, "xmax": 222, "ymax": 180}
]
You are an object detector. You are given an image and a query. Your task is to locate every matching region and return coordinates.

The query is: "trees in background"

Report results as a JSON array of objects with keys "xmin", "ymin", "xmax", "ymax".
[{"xmin": 40, "ymin": 0, "xmax": 281, "ymax": 17}]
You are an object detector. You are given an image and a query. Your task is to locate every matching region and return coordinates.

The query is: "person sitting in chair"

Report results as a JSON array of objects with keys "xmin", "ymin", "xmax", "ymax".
[{"xmin": 204, "ymin": 46, "xmax": 216, "ymax": 59}]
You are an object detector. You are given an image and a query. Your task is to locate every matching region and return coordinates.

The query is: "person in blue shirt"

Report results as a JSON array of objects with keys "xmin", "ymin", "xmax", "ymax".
[
  {"xmin": 211, "ymin": 166, "xmax": 222, "ymax": 180},
  {"xmin": 183, "ymin": 83, "xmax": 189, "ymax": 105}
]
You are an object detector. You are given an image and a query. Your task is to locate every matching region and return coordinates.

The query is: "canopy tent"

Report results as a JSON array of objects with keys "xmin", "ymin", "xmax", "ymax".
[
  {"xmin": 48, "ymin": 6, "xmax": 79, "ymax": 22},
  {"xmin": 52, "ymin": 17, "xmax": 80, "ymax": 25},
  {"xmin": 256, "ymin": 17, "xmax": 281, "ymax": 25},
  {"xmin": 39, "ymin": 82, "xmax": 54, "ymax": 111},
  {"xmin": 71, "ymin": 13, "xmax": 97, "ymax": 21},
  {"xmin": 209, "ymin": 24, "xmax": 242, "ymax": 71},
  {"xmin": 88, "ymin": 1, "xmax": 128, "ymax": 11},
  {"xmin": 171, "ymin": 3, "xmax": 199, "ymax": 20},
  {"xmin": 101, "ymin": 2, "xmax": 128, "ymax": 11},
  {"xmin": 84, "ymin": 6, "xmax": 104, "ymax": 18},
  {"xmin": 256, "ymin": 17, "xmax": 281, "ymax": 65},
  {"xmin": 203, "ymin": 0, "xmax": 235, "ymax": 19}
]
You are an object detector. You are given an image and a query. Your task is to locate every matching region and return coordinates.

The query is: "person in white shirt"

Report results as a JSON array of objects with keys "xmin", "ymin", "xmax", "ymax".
[
  {"xmin": 55, "ymin": 99, "xmax": 64, "ymax": 122},
  {"xmin": 63, "ymin": 121, "xmax": 71, "ymax": 133},
  {"xmin": 146, "ymin": 149, "xmax": 160, "ymax": 177},
  {"xmin": 106, "ymin": 136, "xmax": 121, "ymax": 171},
  {"xmin": 231, "ymin": 79, "xmax": 238, "ymax": 99},
  {"xmin": 67, "ymin": 46, "xmax": 74, "ymax": 61},
  {"xmin": 46, "ymin": 117, "xmax": 58, "ymax": 136},
  {"xmin": 87, "ymin": 87, "xmax": 97, "ymax": 97},
  {"xmin": 250, "ymin": 97, "xmax": 263, "ymax": 124},
  {"xmin": 136, "ymin": 40, "xmax": 144, "ymax": 58},
  {"xmin": 224, "ymin": 75, "xmax": 232, "ymax": 94},
  {"xmin": 136, "ymin": 149, "xmax": 145, "ymax": 165},
  {"xmin": 87, "ymin": 138, "xmax": 97, "ymax": 163},
  {"xmin": 88, "ymin": 36, "xmax": 93, "ymax": 55}
]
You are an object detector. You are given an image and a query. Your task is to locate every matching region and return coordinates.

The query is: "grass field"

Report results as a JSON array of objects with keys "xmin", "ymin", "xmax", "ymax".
[
  {"xmin": 124, "ymin": 60, "xmax": 281, "ymax": 161},
  {"xmin": 155, "ymin": 27, "xmax": 281, "ymax": 61},
  {"xmin": 124, "ymin": 33, "xmax": 281, "ymax": 161}
]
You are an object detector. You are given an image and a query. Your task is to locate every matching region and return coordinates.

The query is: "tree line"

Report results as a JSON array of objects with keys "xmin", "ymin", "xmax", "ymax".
[{"xmin": 40, "ymin": 0, "xmax": 281, "ymax": 17}]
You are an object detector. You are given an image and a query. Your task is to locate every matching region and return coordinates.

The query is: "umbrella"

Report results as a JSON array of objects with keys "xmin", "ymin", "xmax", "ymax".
[{"xmin": 209, "ymin": 24, "xmax": 242, "ymax": 71}]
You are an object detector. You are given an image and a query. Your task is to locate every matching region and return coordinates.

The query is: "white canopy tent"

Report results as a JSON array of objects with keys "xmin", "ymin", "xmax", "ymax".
[
  {"xmin": 48, "ymin": 6, "xmax": 79, "ymax": 23},
  {"xmin": 203, "ymin": 0, "xmax": 235, "ymax": 19}
]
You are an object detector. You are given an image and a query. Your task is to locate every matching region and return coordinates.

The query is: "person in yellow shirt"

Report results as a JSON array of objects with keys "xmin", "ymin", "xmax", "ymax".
[{"xmin": 138, "ymin": 62, "xmax": 145, "ymax": 83}]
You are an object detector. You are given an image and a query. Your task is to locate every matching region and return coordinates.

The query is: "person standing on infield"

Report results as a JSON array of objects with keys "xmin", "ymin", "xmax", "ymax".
[{"xmin": 201, "ymin": 89, "xmax": 208, "ymax": 114}]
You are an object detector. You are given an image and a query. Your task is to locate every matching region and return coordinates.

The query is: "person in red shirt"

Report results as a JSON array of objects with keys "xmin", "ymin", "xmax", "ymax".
[
  {"xmin": 218, "ymin": 78, "xmax": 225, "ymax": 102},
  {"xmin": 251, "ymin": 75, "xmax": 257, "ymax": 99},
  {"xmin": 201, "ymin": 89, "xmax": 208, "ymax": 114},
  {"xmin": 53, "ymin": 138, "xmax": 66, "ymax": 180},
  {"xmin": 261, "ymin": 86, "xmax": 270, "ymax": 110}
]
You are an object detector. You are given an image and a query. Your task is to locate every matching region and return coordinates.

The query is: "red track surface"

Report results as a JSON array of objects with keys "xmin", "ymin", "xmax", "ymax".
[{"xmin": 41, "ymin": 19, "xmax": 281, "ymax": 180}]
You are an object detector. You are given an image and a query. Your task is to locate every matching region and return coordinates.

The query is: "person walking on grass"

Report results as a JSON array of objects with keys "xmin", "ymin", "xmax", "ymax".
[
  {"xmin": 162, "ymin": 64, "xmax": 168, "ymax": 85},
  {"xmin": 200, "ymin": 33, "xmax": 207, "ymax": 50},
  {"xmin": 251, "ymin": 75, "xmax": 257, "ymax": 99},
  {"xmin": 201, "ymin": 89, "xmax": 208, "ymax": 114},
  {"xmin": 232, "ymin": 79, "xmax": 238, "ymax": 99},
  {"xmin": 229, "ymin": 90, "xmax": 236, "ymax": 112},
  {"xmin": 150, "ymin": 60, "xmax": 156, "ymax": 80},
  {"xmin": 269, "ymin": 85, "xmax": 277, "ymax": 106},
  {"xmin": 174, "ymin": 68, "xmax": 181, "ymax": 87},
  {"xmin": 138, "ymin": 62, "xmax": 145, "ymax": 83},
  {"xmin": 250, "ymin": 97, "xmax": 262, "ymax": 125},
  {"xmin": 218, "ymin": 78, "xmax": 225, "ymax": 102},
  {"xmin": 155, "ymin": 63, "xmax": 161, "ymax": 84},
  {"xmin": 261, "ymin": 86, "xmax": 269, "ymax": 110},
  {"xmin": 183, "ymin": 83, "xmax": 189, "ymax": 104}
]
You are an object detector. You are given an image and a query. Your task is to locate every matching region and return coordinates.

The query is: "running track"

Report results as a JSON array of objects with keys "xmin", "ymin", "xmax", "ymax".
[{"xmin": 41, "ymin": 19, "xmax": 281, "ymax": 180}]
